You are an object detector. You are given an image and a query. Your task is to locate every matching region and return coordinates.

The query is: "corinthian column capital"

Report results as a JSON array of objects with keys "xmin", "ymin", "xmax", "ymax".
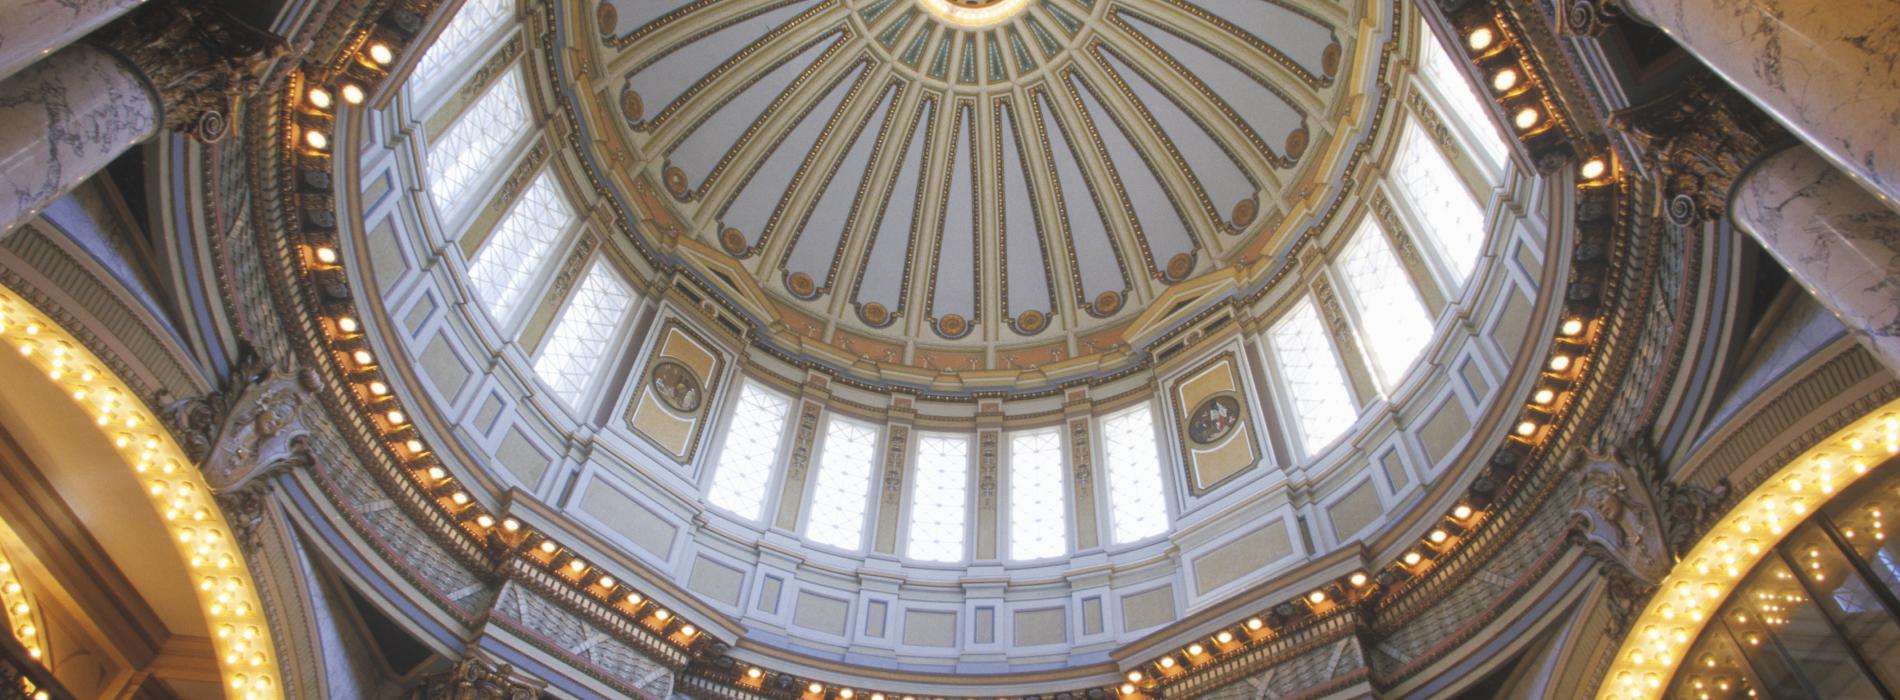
[{"xmin": 92, "ymin": 0, "xmax": 285, "ymax": 142}]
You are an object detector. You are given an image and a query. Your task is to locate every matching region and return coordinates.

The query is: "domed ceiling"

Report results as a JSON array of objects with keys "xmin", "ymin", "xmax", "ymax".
[{"xmin": 582, "ymin": 0, "xmax": 1367, "ymax": 369}]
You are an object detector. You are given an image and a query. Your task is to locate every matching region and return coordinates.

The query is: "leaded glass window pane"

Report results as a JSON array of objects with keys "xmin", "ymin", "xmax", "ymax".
[
  {"xmin": 1392, "ymin": 120, "xmax": 1487, "ymax": 284},
  {"xmin": 1269, "ymin": 297, "xmax": 1358, "ymax": 453},
  {"xmin": 906, "ymin": 434, "xmax": 969, "ymax": 562},
  {"xmin": 705, "ymin": 383, "xmax": 791, "ymax": 521},
  {"xmin": 1418, "ymin": 28, "xmax": 1510, "ymax": 171},
  {"xmin": 466, "ymin": 171, "xmax": 572, "ymax": 325},
  {"xmin": 408, "ymin": 0, "xmax": 512, "ymax": 98},
  {"xmin": 1102, "ymin": 406, "xmax": 1168, "ymax": 545},
  {"xmin": 1008, "ymin": 429, "xmax": 1068, "ymax": 561},
  {"xmin": 531, "ymin": 259, "xmax": 632, "ymax": 408},
  {"xmin": 1336, "ymin": 217, "xmax": 1434, "ymax": 387},
  {"xmin": 425, "ymin": 67, "xmax": 528, "ymax": 215},
  {"xmin": 806, "ymin": 416, "xmax": 879, "ymax": 551}
]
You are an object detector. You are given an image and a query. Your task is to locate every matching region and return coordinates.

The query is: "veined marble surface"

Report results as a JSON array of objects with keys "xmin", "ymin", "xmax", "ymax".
[
  {"xmin": 1627, "ymin": 0, "xmax": 1900, "ymax": 206},
  {"xmin": 0, "ymin": 43, "xmax": 156, "ymax": 236},
  {"xmin": 0, "ymin": 0, "xmax": 143, "ymax": 82},
  {"xmin": 1732, "ymin": 145, "xmax": 1900, "ymax": 374}
]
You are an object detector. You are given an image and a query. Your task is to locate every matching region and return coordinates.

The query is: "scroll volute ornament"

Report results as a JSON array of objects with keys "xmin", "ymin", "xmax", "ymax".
[
  {"xmin": 1610, "ymin": 73, "xmax": 1789, "ymax": 225},
  {"xmin": 201, "ymin": 366, "xmax": 323, "ymax": 494},
  {"xmin": 93, "ymin": 0, "xmax": 286, "ymax": 143},
  {"xmin": 409, "ymin": 656, "xmax": 542, "ymax": 700},
  {"xmin": 1566, "ymin": 448, "xmax": 1671, "ymax": 634}
]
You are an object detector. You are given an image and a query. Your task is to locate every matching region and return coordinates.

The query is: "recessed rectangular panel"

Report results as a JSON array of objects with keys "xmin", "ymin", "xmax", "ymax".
[
  {"xmin": 793, "ymin": 591, "xmax": 850, "ymax": 636},
  {"xmin": 626, "ymin": 320, "xmax": 725, "ymax": 461},
  {"xmin": 1081, "ymin": 596, "xmax": 1103, "ymax": 636},
  {"xmin": 495, "ymin": 426, "xmax": 551, "ymax": 489},
  {"xmin": 1417, "ymin": 397, "xmax": 1472, "ymax": 466},
  {"xmin": 577, "ymin": 481, "xmax": 677, "ymax": 560},
  {"xmin": 903, "ymin": 610, "xmax": 956, "ymax": 647},
  {"xmin": 420, "ymin": 333, "xmax": 471, "ymax": 400},
  {"xmin": 1013, "ymin": 608, "xmax": 1067, "ymax": 646},
  {"xmin": 865, "ymin": 600, "xmax": 888, "ymax": 638},
  {"xmin": 1192, "ymin": 523, "xmax": 1291, "ymax": 595},
  {"xmin": 1327, "ymin": 478, "xmax": 1383, "ymax": 542},
  {"xmin": 1169, "ymin": 352, "xmax": 1260, "ymax": 493},
  {"xmin": 1120, "ymin": 586, "xmax": 1176, "ymax": 632},
  {"xmin": 687, "ymin": 556, "xmax": 745, "ymax": 607}
]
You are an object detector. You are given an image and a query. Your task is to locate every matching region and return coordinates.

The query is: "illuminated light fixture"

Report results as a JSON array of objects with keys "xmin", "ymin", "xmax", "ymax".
[
  {"xmin": 352, "ymin": 349, "xmax": 374, "ymax": 366},
  {"xmin": 1186, "ymin": 643, "xmax": 1205, "ymax": 656},
  {"xmin": 837, "ymin": 689, "xmax": 853, "ymax": 699},
  {"xmin": 538, "ymin": 540, "xmax": 557, "ymax": 554},
  {"xmin": 1245, "ymin": 617, "xmax": 1264, "ymax": 631},
  {"xmin": 566, "ymin": 559, "xmax": 586, "ymax": 574},
  {"xmin": 1515, "ymin": 419, "xmax": 1538, "ymax": 436},
  {"xmin": 307, "ymin": 86, "xmax": 333, "ymax": 109},
  {"xmin": 808, "ymin": 682, "xmax": 823, "ymax": 694},
  {"xmin": 1549, "ymin": 355, "xmax": 1573, "ymax": 372},
  {"xmin": 1215, "ymin": 630, "xmax": 1234, "ymax": 644},
  {"xmin": 747, "ymin": 667, "xmax": 763, "ymax": 680},
  {"xmin": 654, "ymin": 608, "xmax": 671, "ymax": 621},
  {"xmin": 596, "ymin": 575, "xmax": 615, "ymax": 588},
  {"xmin": 1120, "ymin": 684, "xmax": 1136, "ymax": 696},
  {"xmin": 872, "ymin": 694, "xmax": 885, "ymax": 700},
  {"xmin": 1307, "ymin": 590, "xmax": 1327, "ymax": 604},
  {"xmin": 1514, "ymin": 107, "xmax": 1540, "ymax": 130},
  {"xmin": 1428, "ymin": 529, "xmax": 1450, "ymax": 544},
  {"xmin": 1532, "ymin": 388, "xmax": 1556, "ymax": 405},
  {"xmin": 1467, "ymin": 26, "xmax": 1495, "ymax": 51},
  {"xmin": 368, "ymin": 381, "xmax": 389, "ymax": 396},
  {"xmin": 474, "ymin": 514, "xmax": 495, "ymax": 529},
  {"xmin": 449, "ymin": 491, "xmax": 469, "ymax": 506},
  {"xmin": 1491, "ymin": 68, "xmax": 1519, "ymax": 92},
  {"xmin": 1349, "ymin": 571, "xmax": 1370, "ymax": 587},
  {"xmin": 337, "ymin": 316, "xmax": 359, "ymax": 333},
  {"xmin": 1403, "ymin": 550, "xmax": 1424, "ymax": 566},
  {"xmin": 385, "ymin": 409, "xmax": 407, "ymax": 425},
  {"xmin": 1561, "ymin": 318, "xmax": 1586, "ymax": 336},
  {"xmin": 406, "ymin": 439, "xmax": 425, "ymax": 454},
  {"xmin": 366, "ymin": 43, "xmax": 395, "ymax": 66},
  {"xmin": 340, "ymin": 83, "xmax": 366, "ymax": 105},
  {"xmin": 502, "ymin": 518, "xmax": 521, "ymax": 532},
  {"xmin": 679, "ymin": 624, "xmax": 697, "ymax": 637},
  {"xmin": 1580, "ymin": 158, "xmax": 1608, "ymax": 180},
  {"xmin": 304, "ymin": 128, "xmax": 329, "ymax": 151},
  {"xmin": 1126, "ymin": 671, "xmax": 1144, "ymax": 683},
  {"xmin": 1158, "ymin": 656, "xmax": 1177, "ymax": 669},
  {"xmin": 314, "ymin": 246, "xmax": 339, "ymax": 265},
  {"xmin": 625, "ymin": 592, "xmax": 643, "ymax": 605}
]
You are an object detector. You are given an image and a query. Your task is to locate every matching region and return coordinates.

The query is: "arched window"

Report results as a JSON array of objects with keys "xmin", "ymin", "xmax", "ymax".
[
  {"xmin": 1008, "ymin": 428, "xmax": 1068, "ymax": 561},
  {"xmin": 531, "ymin": 259, "xmax": 632, "ymax": 408},
  {"xmin": 1391, "ymin": 120, "xmax": 1487, "ymax": 284},
  {"xmin": 408, "ymin": 0, "xmax": 513, "ymax": 99},
  {"xmin": 465, "ymin": 171, "xmax": 572, "ymax": 325},
  {"xmin": 806, "ymin": 416, "xmax": 879, "ymax": 551},
  {"xmin": 1102, "ymin": 405, "xmax": 1168, "ymax": 545},
  {"xmin": 1417, "ymin": 25, "xmax": 1510, "ymax": 172},
  {"xmin": 1269, "ymin": 297, "xmax": 1358, "ymax": 454},
  {"xmin": 425, "ymin": 67, "xmax": 529, "ymax": 215},
  {"xmin": 705, "ymin": 382, "xmax": 791, "ymax": 522},
  {"xmin": 906, "ymin": 434, "xmax": 970, "ymax": 562},
  {"xmin": 1336, "ymin": 216, "xmax": 1434, "ymax": 388}
]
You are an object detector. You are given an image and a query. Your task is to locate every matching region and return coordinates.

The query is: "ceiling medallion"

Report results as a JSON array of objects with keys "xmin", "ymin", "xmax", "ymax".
[
  {"xmin": 1284, "ymin": 126, "xmax": 1310, "ymax": 161},
  {"xmin": 914, "ymin": 0, "xmax": 1033, "ymax": 27},
  {"xmin": 786, "ymin": 271, "xmax": 817, "ymax": 298},
  {"xmin": 596, "ymin": 2, "xmax": 616, "ymax": 34},
  {"xmin": 1165, "ymin": 253, "xmax": 1195, "ymax": 282},
  {"xmin": 1322, "ymin": 40, "xmax": 1344, "ymax": 76},
  {"xmin": 663, "ymin": 165, "xmax": 688, "ymax": 197},
  {"xmin": 1231, "ymin": 197, "xmax": 1258, "ymax": 228},
  {"xmin": 1015, "ymin": 309, "xmax": 1048, "ymax": 334},
  {"xmin": 1093, "ymin": 290, "xmax": 1124, "ymax": 316},
  {"xmin": 860, "ymin": 302, "xmax": 892, "ymax": 327},
  {"xmin": 936, "ymin": 313, "xmax": 969, "ymax": 338},
  {"xmin": 719, "ymin": 228, "xmax": 747, "ymax": 255},
  {"xmin": 618, "ymin": 87, "xmax": 642, "ymax": 122}
]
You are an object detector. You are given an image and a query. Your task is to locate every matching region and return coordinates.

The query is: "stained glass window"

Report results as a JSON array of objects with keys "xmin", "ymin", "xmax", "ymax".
[
  {"xmin": 806, "ymin": 416, "xmax": 879, "ymax": 551},
  {"xmin": 408, "ymin": 0, "xmax": 512, "ymax": 98},
  {"xmin": 1391, "ymin": 120, "xmax": 1487, "ymax": 284},
  {"xmin": 465, "ymin": 171, "xmax": 572, "ymax": 325},
  {"xmin": 531, "ymin": 259, "xmax": 632, "ymax": 408},
  {"xmin": 1418, "ymin": 27, "xmax": 1510, "ymax": 171},
  {"xmin": 705, "ymin": 382, "xmax": 791, "ymax": 521},
  {"xmin": 1102, "ymin": 406, "xmax": 1168, "ymax": 545},
  {"xmin": 1336, "ymin": 216, "xmax": 1434, "ymax": 388},
  {"xmin": 1269, "ymin": 297, "xmax": 1358, "ymax": 454},
  {"xmin": 425, "ymin": 67, "xmax": 528, "ymax": 215},
  {"xmin": 1008, "ymin": 428, "xmax": 1068, "ymax": 560},
  {"xmin": 906, "ymin": 434, "xmax": 970, "ymax": 562}
]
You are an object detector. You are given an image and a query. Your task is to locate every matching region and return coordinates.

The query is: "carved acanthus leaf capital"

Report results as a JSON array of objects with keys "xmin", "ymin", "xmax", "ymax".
[
  {"xmin": 93, "ymin": 0, "xmax": 287, "ymax": 142},
  {"xmin": 1610, "ymin": 74, "xmax": 1789, "ymax": 224},
  {"xmin": 408, "ymin": 656, "xmax": 543, "ymax": 700}
]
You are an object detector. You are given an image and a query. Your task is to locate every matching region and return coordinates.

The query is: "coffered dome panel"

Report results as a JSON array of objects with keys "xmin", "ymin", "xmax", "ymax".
[{"xmin": 589, "ymin": 0, "xmax": 1354, "ymax": 352}]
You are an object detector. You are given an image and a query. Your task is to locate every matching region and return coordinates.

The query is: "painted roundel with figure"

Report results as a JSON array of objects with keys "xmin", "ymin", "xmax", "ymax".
[
  {"xmin": 1187, "ymin": 394, "xmax": 1243, "ymax": 446},
  {"xmin": 648, "ymin": 359, "xmax": 705, "ymax": 414}
]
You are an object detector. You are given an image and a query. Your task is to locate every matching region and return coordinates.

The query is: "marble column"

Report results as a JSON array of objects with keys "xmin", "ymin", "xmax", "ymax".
[
  {"xmin": 1618, "ymin": 0, "xmax": 1900, "ymax": 208},
  {"xmin": 0, "ymin": 0, "xmax": 145, "ymax": 82},
  {"xmin": 1730, "ymin": 145, "xmax": 1900, "ymax": 375},
  {"xmin": 0, "ymin": 43, "xmax": 158, "ymax": 237}
]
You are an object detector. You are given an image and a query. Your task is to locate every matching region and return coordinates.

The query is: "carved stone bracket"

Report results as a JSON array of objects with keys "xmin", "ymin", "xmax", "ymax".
[
  {"xmin": 92, "ymin": 0, "xmax": 287, "ymax": 142},
  {"xmin": 406, "ymin": 655, "xmax": 543, "ymax": 700},
  {"xmin": 1566, "ymin": 449, "xmax": 1670, "ymax": 634},
  {"xmin": 1610, "ymin": 74, "xmax": 1789, "ymax": 225}
]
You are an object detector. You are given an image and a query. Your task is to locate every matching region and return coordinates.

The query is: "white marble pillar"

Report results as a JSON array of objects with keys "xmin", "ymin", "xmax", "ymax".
[
  {"xmin": 0, "ymin": 43, "xmax": 159, "ymax": 237},
  {"xmin": 1731, "ymin": 145, "xmax": 1900, "ymax": 375},
  {"xmin": 0, "ymin": 0, "xmax": 145, "ymax": 82},
  {"xmin": 1618, "ymin": 0, "xmax": 1900, "ymax": 208}
]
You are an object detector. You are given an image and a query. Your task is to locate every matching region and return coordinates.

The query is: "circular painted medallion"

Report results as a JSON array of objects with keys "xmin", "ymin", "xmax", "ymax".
[
  {"xmin": 1284, "ymin": 126, "xmax": 1309, "ymax": 161},
  {"xmin": 719, "ymin": 227, "xmax": 747, "ymax": 255},
  {"xmin": 1231, "ymin": 197, "xmax": 1258, "ymax": 228},
  {"xmin": 619, "ymin": 88, "xmax": 644, "ymax": 122},
  {"xmin": 936, "ymin": 314, "xmax": 968, "ymax": 338},
  {"xmin": 1187, "ymin": 394, "xmax": 1243, "ymax": 446},
  {"xmin": 1093, "ymin": 290, "xmax": 1124, "ymax": 316},
  {"xmin": 786, "ymin": 271, "xmax": 816, "ymax": 298},
  {"xmin": 648, "ymin": 359, "xmax": 704, "ymax": 413},
  {"xmin": 663, "ymin": 165, "xmax": 689, "ymax": 196},
  {"xmin": 1015, "ymin": 309, "xmax": 1047, "ymax": 334},
  {"xmin": 861, "ymin": 302, "xmax": 892, "ymax": 326},
  {"xmin": 596, "ymin": 2, "xmax": 617, "ymax": 34},
  {"xmin": 1166, "ymin": 253, "xmax": 1195, "ymax": 281}
]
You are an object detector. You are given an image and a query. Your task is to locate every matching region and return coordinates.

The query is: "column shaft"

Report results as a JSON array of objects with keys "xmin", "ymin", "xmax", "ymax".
[
  {"xmin": 0, "ymin": 0, "xmax": 144, "ymax": 81},
  {"xmin": 1620, "ymin": 0, "xmax": 1900, "ymax": 206},
  {"xmin": 1730, "ymin": 145, "xmax": 1900, "ymax": 374},
  {"xmin": 0, "ymin": 43, "xmax": 158, "ymax": 236}
]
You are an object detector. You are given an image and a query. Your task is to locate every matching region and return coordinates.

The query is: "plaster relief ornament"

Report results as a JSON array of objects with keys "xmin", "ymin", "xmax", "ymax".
[
  {"xmin": 201, "ymin": 367, "xmax": 322, "ymax": 493},
  {"xmin": 1567, "ymin": 449, "xmax": 1671, "ymax": 633}
]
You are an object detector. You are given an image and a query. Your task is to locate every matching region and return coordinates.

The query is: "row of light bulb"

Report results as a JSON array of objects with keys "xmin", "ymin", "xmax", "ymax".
[{"xmin": 0, "ymin": 293, "xmax": 281, "ymax": 697}]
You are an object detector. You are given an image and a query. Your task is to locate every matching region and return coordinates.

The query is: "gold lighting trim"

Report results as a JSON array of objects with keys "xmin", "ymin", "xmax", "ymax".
[
  {"xmin": 0, "ymin": 288, "xmax": 284, "ymax": 698},
  {"xmin": 1597, "ymin": 398, "xmax": 1900, "ymax": 700},
  {"xmin": 0, "ymin": 535, "xmax": 51, "ymax": 699}
]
